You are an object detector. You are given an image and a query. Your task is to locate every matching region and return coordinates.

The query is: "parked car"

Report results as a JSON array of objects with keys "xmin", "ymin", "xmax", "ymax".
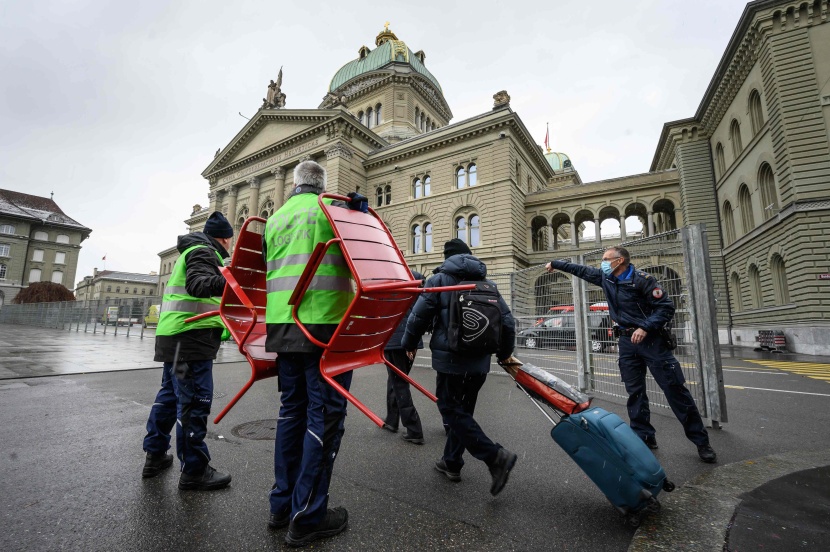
[{"xmin": 518, "ymin": 304, "xmax": 612, "ymax": 352}]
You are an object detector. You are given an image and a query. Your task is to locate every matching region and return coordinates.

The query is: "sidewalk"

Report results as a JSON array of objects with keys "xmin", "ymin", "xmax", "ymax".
[{"xmin": 1, "ymin": 323, "xmax": 828, "ymax": 550}]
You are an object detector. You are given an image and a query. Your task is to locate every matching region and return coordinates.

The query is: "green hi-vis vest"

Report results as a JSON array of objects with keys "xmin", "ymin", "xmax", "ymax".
[
  {"xmin": 156, "ymin": 244, "xmax": 226, "ymax": 336},
  {"xmin": 265, "ymin": 193, "xmax": 353, "ymax": 326}
]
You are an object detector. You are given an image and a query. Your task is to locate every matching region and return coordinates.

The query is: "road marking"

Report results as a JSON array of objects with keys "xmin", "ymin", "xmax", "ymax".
[
  {"xmin": 722, "ymin": 369, "xmax": 787, "ymax": 375},
  {"xmin": 725, "ymin": 384, "xmax": 830, "ymax": 397},
  {"xmin": 745, "ymin": 360, "xmax": 830, "ymax": 383}
]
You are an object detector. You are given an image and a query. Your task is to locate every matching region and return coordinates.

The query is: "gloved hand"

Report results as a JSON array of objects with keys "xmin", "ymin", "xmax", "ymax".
[{"xmin": 346, "ymin": 192, "xmax": 369, "ymax": 213}]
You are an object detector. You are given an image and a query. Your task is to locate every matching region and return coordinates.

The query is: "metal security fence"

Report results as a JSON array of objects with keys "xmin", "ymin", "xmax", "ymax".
[
  {"xmin": 509, "ymin": 225, "xmax": 726, "ymax": 425},
  {"xmin": 0, "ymin": 296, "xmax": 163, "ymax": 338}
]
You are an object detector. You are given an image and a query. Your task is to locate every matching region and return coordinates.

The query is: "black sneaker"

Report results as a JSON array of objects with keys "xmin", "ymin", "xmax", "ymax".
[
  {"xmin": 142, "ymin": 452, "xmax": 173, "ymax": 478},
  {"xmin": 178, "ymin": 465, "xmax": 232, "ymax": 491},
  {"xmin": 401, "ymin": 431, "xmax": 424, "ymax": 445},
  {"xmin": 488, "ymin": 447, "xmax": 518, "ymax": 496},
  {"xmin": 643, "ymin": 436, "xmax": 659, "ymax": 450},
  {"xmin": 268, "ymin": 511, "xmax": 289, "ymax": 530},
  {"xmin": 284, "ymin": 507, "xmax": 348, "ymax": 547},
  {"xmin": 434, "ymin": 459, "xmax": 461, "ymax": 482},
  {"xmin": 381, "ymin": 423, "xmax": 398, "ymax": 433},
  {"xmin": 697, "ymin": 444, "xmax": 717, "ymax": 464}
]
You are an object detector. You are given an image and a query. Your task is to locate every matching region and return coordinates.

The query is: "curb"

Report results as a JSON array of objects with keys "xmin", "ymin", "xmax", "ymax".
[{"xmin": 628, "ymin": 447, "xmax": 830, "ymax": 551}]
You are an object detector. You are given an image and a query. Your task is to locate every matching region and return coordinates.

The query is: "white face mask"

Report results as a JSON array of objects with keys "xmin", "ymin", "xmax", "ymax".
[{"xmin": 601, "ymin": 258, "xmax": 620, "ymax": 276}]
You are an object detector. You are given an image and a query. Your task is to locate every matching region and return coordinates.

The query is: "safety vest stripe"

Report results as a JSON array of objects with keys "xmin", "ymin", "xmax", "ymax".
[
  {"xmin": 266, "ymin": 253, "xmax": 347, "ymax": 273},
  {"xmin": 164, "ymin": 286, "xmax": 188, "ymax": 295},
  {"xmin": 265, "ymin": 274, "xmax": 353, "ymax": 293},
  {"xmin": 161, "ymin": 300, "xmax": 220, "ymax": 315}
]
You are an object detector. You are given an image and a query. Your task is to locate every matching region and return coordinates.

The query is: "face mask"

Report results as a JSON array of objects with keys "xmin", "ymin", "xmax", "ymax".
[{"xmin": 601, "ymin": 260, "xmax": 615, "ymax": 276}]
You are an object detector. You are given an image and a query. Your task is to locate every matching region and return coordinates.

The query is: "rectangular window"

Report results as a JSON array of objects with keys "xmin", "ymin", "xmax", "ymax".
[
  {"xmin": 29, "ymin": 268, "xmax": 42, "ymax": 283},
  {"xmin": 51, "ymin": 271, "xmax": 63, "ymax": 284},
  {"xmin": 55, "ymin": 252, "xmax": 66, "ymax": 264},
  {"xmin": 0, "ymin": 264, "xmax": 6, "ymax": 279},
  {"xmin": 32, "ymin": 249, "xmax": 44, "ymax": 262},
  {"xmin": 0, "ymin": 243, "xmax": 9, "ymax": 257},
  {"xmin": 0, "ymin": 225, "xmax": 14, "ymax": 235}
]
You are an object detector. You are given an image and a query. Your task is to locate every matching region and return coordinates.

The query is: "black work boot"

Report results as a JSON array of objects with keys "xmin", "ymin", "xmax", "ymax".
[
  {"xmin": 142, "ymin": 452, "xmax": 173, "ymax": 478},
  {"xmin": 643, "ymin": 436, "xmax": 659, "ymax": 450},
  {"xmin": 178, "ymin": 465, "xmax": 232, "ymax": 491},
  {"xmin": 268, "ymin": 511, "xmax": 289, "ymax": 530},
  {"xmin": 401, "ymin": 431, "xmax": 424, "ymax": 445},
  {"xmin": 697, "ymin": 444, "xmax": 717, "ymax": 464},
  {"xmin": 284, "ymin": 507, "xmax": 348, "ymax": 547},
  {"xmin": 434, "ymin": 459, "xmax": 461, "ymax": 482},
  {"xmin": 488, "ymin": 447, "xmax": 518, "ymax": 496}
]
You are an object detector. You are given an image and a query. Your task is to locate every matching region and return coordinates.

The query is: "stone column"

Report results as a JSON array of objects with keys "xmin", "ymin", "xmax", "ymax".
[
  {"xmin": 594, "ymin": 218, "xmax": 602, "ymax": 246},
  {"xmin": 208, "ymin": 191, "xmax": 218, "ymax": 213},
  {"xmin": 225, "ymin": 185, "xmax": 238, "ymax": 221},
  {"xmin": 247, "ymin": 177, "xmax": 260, "ymax": 217},
  {"xmin": 570, "ymin": 221, "xmax": 578, "ymax": 247},
  {"xmin": 527, "ymin": 226, "xmax": 534, "ymax": 251},
  {"xmin": 546, "ymin": 225, "xmax": 555, "ymax": 251},
  {"xmin": 272, "ymin": 167, "xmax": 286, "ymax": 210},
  {"xmin": 619, "ymin": 215, "xmax": 627, "ymax": 241},
  {"xmin": 324, "ymin": 143, "xmax": 354, "ymax": 196},
  {"xmin": 647, "ymin": 211, "xmax": 655, "ymax": 236},
  {"xmin": 552, "ymin": 225, "xmax": 559, "ymax": 250}
]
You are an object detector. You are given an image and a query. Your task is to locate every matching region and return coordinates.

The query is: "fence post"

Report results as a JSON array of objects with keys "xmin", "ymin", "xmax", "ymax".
[
  {"xmin": 573, "ymin": 254, "xmax": 592, "ymax": 392},
  {"xmin": 681, "ymin": 224, "xmax": 727, "ymax": 426}
]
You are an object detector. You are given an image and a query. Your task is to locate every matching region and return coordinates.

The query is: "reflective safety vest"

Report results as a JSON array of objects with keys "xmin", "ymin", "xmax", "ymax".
[
  {"xmin": 264, "ymin": 193, "xmax": 353, "ymax": 325},
  {"xmin": 156, "ymin": 245, "xmax": 226, "ymax": 336}
]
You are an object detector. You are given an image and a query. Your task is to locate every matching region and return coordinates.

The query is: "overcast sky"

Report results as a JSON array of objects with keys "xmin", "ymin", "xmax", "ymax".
[{"xmin": 0, "ymin": 0, "xmax": 750, "ymax": 285}]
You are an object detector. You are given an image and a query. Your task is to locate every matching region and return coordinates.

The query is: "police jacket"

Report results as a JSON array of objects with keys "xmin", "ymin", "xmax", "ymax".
[
  {"xmin": 549, "ymin": 260, "xmax": 674, "ymax": 333},
  {"xmin": 154, "ymin": 232, "xmax": 229, "ymax": 362},
  {"xmin": 401, "ymin": 254, "xmax": 515, "ymax": 375}
]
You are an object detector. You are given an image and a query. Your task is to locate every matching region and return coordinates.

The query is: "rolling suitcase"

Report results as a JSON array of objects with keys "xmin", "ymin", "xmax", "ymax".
[{"xmin": 500, "ymin": 357, "xmax": 674, "ymax": 526}]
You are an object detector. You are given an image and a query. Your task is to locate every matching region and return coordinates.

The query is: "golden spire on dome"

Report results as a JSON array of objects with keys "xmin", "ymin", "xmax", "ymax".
[{"xmin": 376, "ymin": 23, "xmax": 399, "ymax": 46}]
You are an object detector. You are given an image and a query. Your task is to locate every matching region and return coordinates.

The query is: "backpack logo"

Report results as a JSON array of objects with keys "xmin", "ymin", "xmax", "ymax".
[{"xmin": 461, "ymin": 307, "xmax": 490, "ymax": 342}]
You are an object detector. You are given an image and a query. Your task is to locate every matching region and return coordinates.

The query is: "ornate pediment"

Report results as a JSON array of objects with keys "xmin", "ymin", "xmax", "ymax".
[{"xmin": 224, "ymin": 120, "xmax": 313, "ymax": 165}]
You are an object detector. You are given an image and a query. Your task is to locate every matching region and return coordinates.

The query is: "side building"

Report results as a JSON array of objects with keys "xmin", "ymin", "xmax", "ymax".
[
  {"xmin": 75, "ymin": 269, "xmax": 159, "ymax": 302},
  {"xmin": 0, "ymin": 189, "xmax": 91, "ymax": 307}
]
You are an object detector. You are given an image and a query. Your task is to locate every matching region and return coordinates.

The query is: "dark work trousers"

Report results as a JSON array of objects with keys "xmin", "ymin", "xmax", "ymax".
[
  {"xmin": 435, "ymin": 371, "xmax": 501, "ymax": 473},
  {"xmin": 618, "ymin": 333, "xmax": 709, "ymax": 446},
  {"xmin": 383, "ymin": 349, "xmax": 423, "ymax": 437},
  {"xmin": 143, "ymin": 359, "xmax": 214, "ymax": 474},
  {"xmin": 270, "ymin": 351, "xmax": 352, "ymax": 529}
]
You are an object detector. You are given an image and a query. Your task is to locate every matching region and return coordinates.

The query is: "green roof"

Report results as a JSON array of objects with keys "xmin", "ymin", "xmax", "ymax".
[
  {"xmin": 545, "ymin": 151, "xmax": 571, "ymax": 171},
  {"xmin": 329, "ymin": 40, "xmax": 442, "ymax": 93}
]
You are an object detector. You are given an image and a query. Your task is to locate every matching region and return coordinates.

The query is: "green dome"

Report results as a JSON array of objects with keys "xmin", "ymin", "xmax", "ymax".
[
  {"xmin": 545, "ymin": 151, "xmax": 572, "ymax": 171},
  {"xmin": 328, "ymin": 37, "xmax": 442, "ymax": 93}
]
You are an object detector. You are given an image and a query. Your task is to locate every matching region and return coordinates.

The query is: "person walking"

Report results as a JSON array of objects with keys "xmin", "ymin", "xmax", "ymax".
[
  {"xmin": 263, "ymin": 160, "xmax": 366, "ymax": 547},
  {"xmin": 402, "ymin": 239, "xmax": 519, "ymax": 496},
  {"xmin": 545, "ymin": 246, "xmax": 717, "ymax": 463},
  {"xmin": 142, "ymin": 211, "xmax": 234, "ymax": 490},
  {"xmin": 381, "ymin": 270, "xmax": 425, "ymax": 445}
]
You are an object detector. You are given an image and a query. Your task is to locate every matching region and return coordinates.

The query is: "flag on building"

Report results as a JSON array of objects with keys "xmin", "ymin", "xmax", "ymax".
[
  {"xmin": 102, "ymin": 254, "xmax": 107, "ymax": 261},
  {"xmin": 544, "ymin": 123, "xmax": 550, "ymax": 152}
]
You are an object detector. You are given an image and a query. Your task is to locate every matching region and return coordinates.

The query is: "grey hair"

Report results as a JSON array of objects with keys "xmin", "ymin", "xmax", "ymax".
[{"xmin": 293, "ymin": 161, "xmax": 326, "ymax": 191}]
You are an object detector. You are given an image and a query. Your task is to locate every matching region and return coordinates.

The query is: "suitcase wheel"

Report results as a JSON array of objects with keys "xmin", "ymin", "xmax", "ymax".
[
  {"xmin": 626, "ymin": 496, "xmax": 661, "ymax": 527},
  {"xmin": 663, "ymin": 479, "xmax": 676, "ymax": 492}
]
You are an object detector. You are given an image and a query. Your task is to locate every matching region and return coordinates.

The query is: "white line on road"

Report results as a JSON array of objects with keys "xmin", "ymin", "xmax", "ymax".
[
  {"xmin": 722, "ymin": 369, "xmax": 787, "ymax": 374},
  {"xmin": 725, "ymin": 384, "xmax": 830, "ymax": 397}
]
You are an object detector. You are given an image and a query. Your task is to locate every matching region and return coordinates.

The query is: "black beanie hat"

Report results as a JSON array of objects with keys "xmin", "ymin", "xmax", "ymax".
[
  {"xmin": 443, "ymin": 238, "xmax": 472, "ymax": 259},
  {"xmin": 203, "ymin": 211, "xmax": 233, "ymax": 239}
]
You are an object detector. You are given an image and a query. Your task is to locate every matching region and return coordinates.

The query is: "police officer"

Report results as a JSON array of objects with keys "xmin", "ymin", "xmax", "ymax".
[
  {"xmin": 142, "ymin": 211, "xmax": 234, "ymax": 489},
  {"xmin": 263, "ymin": 160, "xmax": 364, "ymax": 547},
  {"xmin": 545, "ymin": 246, "xmax": 717, "ymax": 463}
]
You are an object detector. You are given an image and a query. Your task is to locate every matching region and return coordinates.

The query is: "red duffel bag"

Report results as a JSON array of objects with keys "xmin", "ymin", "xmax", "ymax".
[{"xmin": 500, "ymin": 357, "xmax": 592, "ymax": 415}]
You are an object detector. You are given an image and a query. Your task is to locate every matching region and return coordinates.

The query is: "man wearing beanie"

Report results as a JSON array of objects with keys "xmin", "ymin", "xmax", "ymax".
[
  {"xmin": 141, "ymin": 211, "xmax": 233, "ymax": 491},
  {"xmin": 263, "ymin": 160, "xmax": 361, "ymax": 546},
  {"xmin": 401, "ymin": 239, "xmax": 518, "ymax": 497}
]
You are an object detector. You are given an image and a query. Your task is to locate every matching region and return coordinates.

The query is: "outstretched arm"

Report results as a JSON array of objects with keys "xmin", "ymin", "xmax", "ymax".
[{"xmin": 545, "ymin": 260, "xmax": 603, "ymax": 287}]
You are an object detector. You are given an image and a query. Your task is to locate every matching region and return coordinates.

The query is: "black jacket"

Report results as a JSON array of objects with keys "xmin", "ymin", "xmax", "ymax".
[
  {"xmin": 401, "ymin": 254, "xmax": 515, "ymax": 375},
  {"xmin": 549, "ymin": 260, "xmax": 674, "ymax": 332},
  {"xmin": 154, "ymin": 232, "xmax": 229, "ymax": 362}
]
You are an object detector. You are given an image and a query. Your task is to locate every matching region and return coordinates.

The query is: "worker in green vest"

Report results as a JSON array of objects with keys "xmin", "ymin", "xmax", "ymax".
[
  {"xmin": 142, "ymin": 211, "xmax": 234, "ymax": 491},
  {"xmin": 264, "ymin": 160, "xmax": 366, "ymax": 547}
]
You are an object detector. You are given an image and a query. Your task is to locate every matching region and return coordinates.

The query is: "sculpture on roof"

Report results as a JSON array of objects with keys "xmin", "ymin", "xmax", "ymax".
[{"xmin": 262, "ymin": 67, "xmax": 287, "ymax": 109}]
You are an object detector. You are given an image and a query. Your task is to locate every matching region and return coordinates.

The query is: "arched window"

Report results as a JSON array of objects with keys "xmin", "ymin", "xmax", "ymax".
[
  {"xmin": 0, "ymin": 243, "xmax": 9, "ymax": 256},
  {"xmin": 413, "ymin": 178, "xmax": 422, "ymax": 199},
  {"xmin": 739, "ymin": 184, "xmax": 755, "ymax": 234},
  {"xmin": 412, "ymin": 225, "xmax": 422, "ymax": 254},
  {"xmin": 260, "ymin": 199, "xmax": 274, "ymax": 218},
  {"xmin": 0, "ymin": 224, "xmax": 15, "ymax": 235},
  {"xmin": 456, "ymin": 167, "xmax": 466, "ymax": 189},
  {"xmin": 420, "ymin": 113, "xmax": 425, "ymax": 131},
  {"xmin": 469, "ymin": 215, "xmax": 480, "ymax": 247},
  {"xmin": 358, "ymin": 111, "xmax": 364, "ymax": 125},
  {"xmin": 384, "ymin": 185, "xmax": 391, "ymax": 205},
  {"xmin": 0, "ymin": 263, "xmax": 6, "ymax": 279},
  {"xmin": 455, "ymin": 216, "xmax": 467, "ymax": 241},
  {"xmin": 423, "ymin": 176, "xmax": 431, "ymax": 196},
  {"xmin": 455, "ymin": 214, "xmax": 480, "ymax": 247},
  {"xmin": 748, "ymin": 264, "xmax": 763, "ymax": 309},
  {"xmin": 375, "ymin": 103, "xmax": 382, "ymax": 126},
  {"xmin": 715, "ymin": 143, "xmax": 726, "ymax": 177},
  {"xmin": 758, "ymin": 163, "xmax": 778, "ymax": 220},
  {"xmin": 415, "ymin": 107, "xmax": 420, "ymax": 126},
  {"xmin": 431, "ymin": 123, "xmax": 436, "ymax": 131},
  {"xmin": 107, "ymin": 285, "xmax": 111, "ymax": 292},
  {"xmin": 730, "ymin": 119, "xmax": 742, "ymax": 158},
  {"xmin": 116, "ymin": 286, "xmax": 121, "ymax": 293},
  {"xmin": 749, "ymin": 90, "xmax": 764, "ymax": 134},
  {"xmin": 141, "ymin": 289, "xmax": 146, "ymax": 294},
  {"xmin": 424, "ymin": 223, "xmax": 433, "ymax": 252},
  {"xmin": 56, "ymin": 234, "xmax": 69, "ymax": 244},
  {"xmin": 425, "ymin": 117, "xmax": 431, "ymax": 130},
  {"xmin": 770, "ymin": 254, "xmax": 789, "ymax": 305},
  {"xmin": 376, "ymin": 187, "xmax": 383, "ymax": 207},
  {"xmin": 366, "ymin": 107, "xmax": 373, "ymax": 129},
  {"xmin": 723, "ymin": 201, "xmax": 736, "ymax": 245},
  {"xmin": 730, "ymin": 272, "xmax": 742, "ymax": 312},
  {"xmin": 29, "ymin": 269, "xmax": 41, "ymax": 283},
  {"xmin": 34, "ymin": 231, "xmax": 48, "ymax": 241},
  {"xmin": 468, "ymin": 163, "xmax": 477, "ymax": 186}
]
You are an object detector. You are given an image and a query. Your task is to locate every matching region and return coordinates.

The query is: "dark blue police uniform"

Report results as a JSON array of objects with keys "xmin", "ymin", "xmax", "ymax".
[{"xmin": 549, "ymin": 260, "xmax": 710, "ymax": 447}]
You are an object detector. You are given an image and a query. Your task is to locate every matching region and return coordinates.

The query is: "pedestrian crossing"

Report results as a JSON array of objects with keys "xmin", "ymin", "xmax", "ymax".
[{"xmin": 745, "ymin": 360, "xmax": 830, "ymax": 382}]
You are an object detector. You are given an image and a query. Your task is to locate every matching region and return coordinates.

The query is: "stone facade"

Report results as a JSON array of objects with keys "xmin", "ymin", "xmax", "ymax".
[{"xmin": 74, "ymin": 269, "xmax": 159, "ymax": 302}]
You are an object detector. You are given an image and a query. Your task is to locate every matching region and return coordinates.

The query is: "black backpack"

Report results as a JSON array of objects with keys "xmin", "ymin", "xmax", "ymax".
[{"xmin": 447, "ymin": 281, "xmax": 503, "ymax": 354}]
